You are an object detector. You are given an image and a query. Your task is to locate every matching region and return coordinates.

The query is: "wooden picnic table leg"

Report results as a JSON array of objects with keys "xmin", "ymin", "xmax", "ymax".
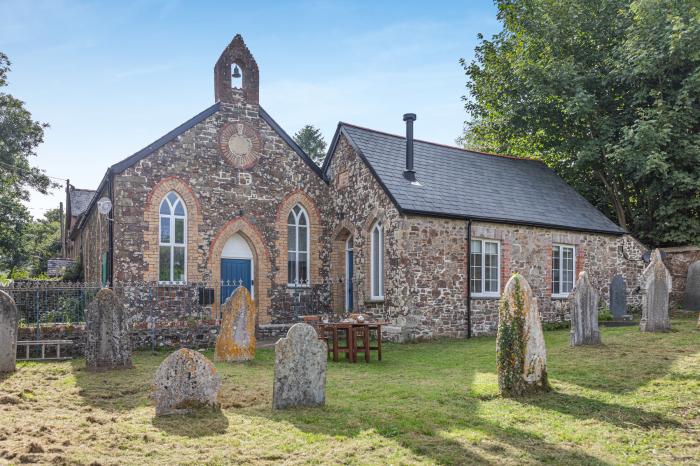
[
  {"xmin": 363, "ymin": 325, "xmax": 370, "ymax": 363},
  {"xmin": 377, "ymin": 325, "xmax": 382, "ymax": 361},
  {"xmin": 333, "ymin": 327, "xmax": 339, "ymax": 362}
]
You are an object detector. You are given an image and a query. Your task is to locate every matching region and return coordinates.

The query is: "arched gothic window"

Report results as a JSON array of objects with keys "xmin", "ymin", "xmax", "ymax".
[
  {"xmin": 159, "ymin": 192, "xmax": 187, "ymax": 282},
  {"xmin": 370, "ymin": 221, "xmax": 384, "ymax": 299},
  {"xmin": 287, "ymin": 205, "xmax": 310, "ymax": 286}
]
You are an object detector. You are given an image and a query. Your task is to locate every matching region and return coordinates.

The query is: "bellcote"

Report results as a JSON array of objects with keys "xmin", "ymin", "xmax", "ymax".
[{"xmin": 214, "ymin": 34, "xmax": 259, "ymax": 105}]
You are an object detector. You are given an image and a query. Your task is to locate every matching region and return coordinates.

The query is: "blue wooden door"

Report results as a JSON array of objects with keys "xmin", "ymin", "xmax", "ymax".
[
  {"xmin": 220, "ymin": 258, "xmax": 252, "ymax": 303},
  {"xmin": 346, "ymin": 250, "xmax": 353, "ymax": 311}
]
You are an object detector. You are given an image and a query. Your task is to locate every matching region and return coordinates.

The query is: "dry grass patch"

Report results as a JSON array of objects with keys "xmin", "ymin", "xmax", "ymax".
[{"xmin": 0, "ymin": 318, "xmax": 698, "ymax": 465}]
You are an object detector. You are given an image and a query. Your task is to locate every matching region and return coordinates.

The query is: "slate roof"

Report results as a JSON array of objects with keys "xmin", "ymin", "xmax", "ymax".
[
  {"xmin": 327, "ymin": 123, "xmax": 625, "ymax": 235},
  {"xmin": 68, "ymin": 187, "xmax": 95, "ymax": 216}
]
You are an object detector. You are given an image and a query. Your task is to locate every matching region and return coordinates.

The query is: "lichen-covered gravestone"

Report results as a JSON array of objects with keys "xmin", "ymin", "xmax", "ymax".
[
  {"xmin": 570, "ymin": 271, "xmax": 601, "ymax": 346},
  {"xmin": 0, "ymin": 290, "xmax": 20, "ymax": 373},
  {"xmin": 640, "ymin": 249, "xmax": 672, "ymax": 332},
  {"xmin": 215, "ymin": 286, "xmax": 256, "ymax": 362},
  {"xmin": 683, "ymin": 260, "xmax": 700, "ymax": 312},
  {"xmin": 496, "ymin": 273, "xmax": 550, "ymax": 397},
  {"xmin": 273, "ymin": 323, "xmax": 327, "ymax": 410},
  {"xmin": 153, "ymin": 348, "xmax": 221, "ymax": 416},
  {"xmin": 609, "ymin": 274, "xmax": 628, "ymax": 320},
  {"xmin": 85, "ymin": 288, "xmax": 132, "ymax": 371}
]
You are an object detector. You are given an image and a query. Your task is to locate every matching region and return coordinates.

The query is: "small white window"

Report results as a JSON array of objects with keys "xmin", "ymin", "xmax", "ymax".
[
  {"xmin": 159, "ymin": 192, "xmax": 187, "ymax": 283},
  {"xmin": 552, "ymin": 244, "xmax": 575, "ymax": 297},
  {"xmin": 287, "ymin": 205, "xmax": 310, "ymax": 286},
  {"xmin": 370, "ymin": 221, "xmax": 384, "ymax": 299},
  {"xmin": 470, "ymin": 239, "xmax": 500, "ymax": 297}
]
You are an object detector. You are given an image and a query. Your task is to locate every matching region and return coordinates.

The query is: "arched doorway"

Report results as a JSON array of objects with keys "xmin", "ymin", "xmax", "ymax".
[{"xmin": 220, "ymin": 233, "xmax": 254, "ymax": 303}]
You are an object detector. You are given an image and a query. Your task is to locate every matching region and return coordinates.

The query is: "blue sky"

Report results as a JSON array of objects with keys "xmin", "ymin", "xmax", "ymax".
[{"xmin": 1, "ymin": 0, "xmax": 500, "ymax": 216}]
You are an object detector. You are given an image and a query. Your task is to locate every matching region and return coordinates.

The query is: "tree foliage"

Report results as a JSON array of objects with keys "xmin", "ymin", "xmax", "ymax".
[
  {"xmin": 0, "ymin": 52, "xmax": 54, "ymax": 272},
  {"xmin": 293, "ymin": 124, "xmax": 327, "ymax": 166},
  {"xmin": 461, "ymin": 0, "xmax": 700, "ymax": 247}
]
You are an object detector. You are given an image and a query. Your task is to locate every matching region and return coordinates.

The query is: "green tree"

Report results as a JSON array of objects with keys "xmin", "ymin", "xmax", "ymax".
[
  {"xmin": 294, "ymin": 124, "xmax": 327, "ymax": 166},
  {"xmin": 25, "ymin": 208, "xmax": 62, "ymax": 275},
  {"xmin": 461, "ymin": 0, "xmax": 700, "ymax": 247},
  {"xmin": 0, "ymin": 52, "xmax": 53, "ymax": 273}
]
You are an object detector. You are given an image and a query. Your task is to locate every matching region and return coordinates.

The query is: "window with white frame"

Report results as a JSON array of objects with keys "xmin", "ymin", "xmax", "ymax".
[
  {"xmin": 470, "ymin": 239, "xmax": 500, "ymax": 297},
  {"xmin": 552, "ymin": 244, "xmax": 575, "ymax": 296},
  {"xmin": 159, "ymin": 192, "xmax": 186, "ymax": 282},
  {"xmin": 287, "ymin": 205, "xmax": 310, "ymax": 285},
  {"xmin": 370, "ymin": 221, "xmax": 384, "ymax": 299}
]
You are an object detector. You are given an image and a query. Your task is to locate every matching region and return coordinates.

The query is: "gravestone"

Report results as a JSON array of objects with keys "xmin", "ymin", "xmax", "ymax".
[
  {"xmin": 570, "ymin": 271, "xmax": 601, "ymax": 346},
  {"xmin": 496, "ymin": 273, "xmax": 550, "ymax": 397},
  {"xmin": 610, "ymin": 274, "xmax": 628, "ymax": 319},
  {"xmin": 153, "ymin": 348, "xmax": 221, "ymax": 416},
  {"xmin": 0, "ymin": 290, "xmax": 20, "ymax": 373},
  {"xmin": 85, "ymin": 288, "xmax": 132, "ymax": 371},
  {"xmin": 640, "ymin": 249, "xmax": 672, "ymax": 332},
  {"xmin": 683, "ymin": 260, "xmax": 700, "ymax": 311},
  {"xmin": 273, "ymin": 323, "xmax": 327, "ymax": 410},
  {"xmin": 215, "ymin": 286, "xmax": 256, "ymax": 362}
]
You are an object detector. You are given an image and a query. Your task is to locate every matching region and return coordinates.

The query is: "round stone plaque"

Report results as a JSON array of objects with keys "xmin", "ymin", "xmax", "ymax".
[{"xmin": 218, "ymin": 122, "xmax": 261, "ymax": 169}]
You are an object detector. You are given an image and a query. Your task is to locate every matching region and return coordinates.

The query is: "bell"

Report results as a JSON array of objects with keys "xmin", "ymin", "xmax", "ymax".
[{"xmin": 232, "ymin": 65, "xmax": 242, "ymax": 78}]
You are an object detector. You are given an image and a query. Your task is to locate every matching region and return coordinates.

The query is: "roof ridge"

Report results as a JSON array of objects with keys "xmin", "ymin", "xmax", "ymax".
[{"xmin": 338, "ymin": 121, "xmax": 541, "ymax": 162}]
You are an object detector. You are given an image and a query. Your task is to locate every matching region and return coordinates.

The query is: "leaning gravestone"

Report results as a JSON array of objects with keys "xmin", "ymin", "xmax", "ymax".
[
  {"xmin": 610, "ymin": 274, "xmax": 628, "ymax": 319},
  {"xmin": 0, "ymin": 290, "xmax": 20, "ymax": 373},
  {"xmin": 273, "ymin": 323, "xmax": 327, "ymax": 410},
  {"xmin": 570, "ymin": 271, "xmax": 601, "ymax": 346},
  {"xmin": 683, "ymin": 260, "xmax": 700, "ymax": 312},
  {"xmin": 640, "ymin": 249, "xmax": 672, "ymax": 332},
  {"xmin": 496, "ymin": 273, "xmax": 550, "ymax": 397},
  {"xmin": 215, "ymin": 286, "xmax": 256, "ymax": 362},
  {"xmin": 153, "ymin": 348, "xmax": 221, "ymax": 416},
  {"xmin": 85, "ymin": 288, "xmax": 132, "ymax": 371}
]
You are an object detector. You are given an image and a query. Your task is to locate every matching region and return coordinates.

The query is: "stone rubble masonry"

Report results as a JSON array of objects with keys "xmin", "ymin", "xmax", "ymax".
[
  {"xmin": 0, "ymin": 290, "xmax": 19, "ymax": 373},
  {"xmin": 326, "ymin": 133, "xmax": 646, "ymax": 339},
  {"xmin": 660, "ymin": 245, "xmax": 700, "ymax": 309}
]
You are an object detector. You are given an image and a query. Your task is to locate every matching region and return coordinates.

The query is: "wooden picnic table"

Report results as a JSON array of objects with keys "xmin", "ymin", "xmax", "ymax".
[{"xmin": 317, "ymin": 321, "xmax": 388, "ymax": 363}]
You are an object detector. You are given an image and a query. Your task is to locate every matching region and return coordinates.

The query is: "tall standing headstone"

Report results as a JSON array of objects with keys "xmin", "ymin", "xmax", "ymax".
[
  {"xmin": 215, "ymin": 286, "xmax": 256, "ymax": 362},
  {"xmin": 85, "ymin": 288, "xmax": 132, "ymax": 371},
  {"xmin": 153, "ymin": 348, "xmax": 221, "ymax": 416},
  {"xmin": 496, "ymin": 273, "xmax": 550, "ymax": 397},
  {"xmin": 609, "ymin": 274, "xmax": 628, "ymax": 319},
  {"xmin": 273, "ymin": 323, "xmax": 327, "ymax": 410},
  {"xmin": 683, "ymin": 260, "xmax": 700, "ymax": 312},
  {"xmin": 570, "ymin": 271, "xmax": 601, "ymax": 346},
  {"xmin": 0, "ymin": 290, "xmax": 20, "ymax": 373},
  {"xmin": 640, "ymin": 249, "xmax": 672, "ymax": 332}
]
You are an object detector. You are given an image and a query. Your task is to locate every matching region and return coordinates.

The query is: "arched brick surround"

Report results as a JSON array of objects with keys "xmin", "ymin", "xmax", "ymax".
[
  {"xmin": 208, "ymin": 217, "xmax": 272, "ymax": 324},
  {"xmin": 144, "ymin": 177, "xmax": 203, "ymax": 282},
  {"xmin": 275, "ymin": 190, "xmax": 323, "ymax": 286},
  {"xmin": 330, "ymin": 221, "xmax": 358, "ymax": 313}
]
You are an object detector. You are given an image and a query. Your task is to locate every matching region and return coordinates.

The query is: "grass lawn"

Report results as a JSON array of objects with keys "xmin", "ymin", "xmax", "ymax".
[{"xmin": 1, "ymin": 318, "xmax": 698, "ymax": 465}]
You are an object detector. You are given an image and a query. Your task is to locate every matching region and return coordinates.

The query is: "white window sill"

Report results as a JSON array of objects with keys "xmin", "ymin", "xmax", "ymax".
[
  {"xmin": 287, "ymin": 284, "xmax": 311, "ymax": 289},
  {"xmin": 551, "ymin": 293, "xmax": 571, "ymax": 300},
  {"xmin": 367, "ymin": 297, "xmax": 385, "ymax": 303},
  {"xmin": 471, "ymin": 293, "xmax": 500, "ymax": 300},
  {"xmin": 157, "ymin": 282, "xmax": 188, "ymax": 286}
]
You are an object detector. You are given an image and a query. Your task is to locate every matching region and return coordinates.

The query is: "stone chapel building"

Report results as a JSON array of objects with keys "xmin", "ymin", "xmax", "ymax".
[{"xmin": 65, "ymin": 35, "xmax": 647, "ymax": 340}]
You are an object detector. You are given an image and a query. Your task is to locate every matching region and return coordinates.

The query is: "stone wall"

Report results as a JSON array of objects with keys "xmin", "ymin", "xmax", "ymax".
[
  {"xmin": 79, "ymin": 184, "xmax": 110, "ymax": 284},
  {"xmin": 111, "ymin": 94, "xmax": 333, "ymax": 325},
  {"xmin": 325, "ymin": 134, "xmax": 647, "ymax": 339},
  {"xmin": 660, "ymin": 245, "xmax": 700, "ymax": 308}
]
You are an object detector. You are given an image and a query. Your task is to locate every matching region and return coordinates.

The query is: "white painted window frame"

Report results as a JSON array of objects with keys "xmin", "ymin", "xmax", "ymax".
[
  {"xmin": 158, "ymin": 192, "xmax": 187, "ymax": 284},
  {"xmin": 287, "ymin": 204, "xmax": 311, "ymax": 287},
  {"xmin": 370, "ymin": 221, "xmax": 385, "ymax": 300},
  {"xmin": 470, "ymin": 238, "xmax": 501, "ymax": 298},
  {"xmin": 552, "ymin": 243, "xmax": 576, "ymax": 298}
]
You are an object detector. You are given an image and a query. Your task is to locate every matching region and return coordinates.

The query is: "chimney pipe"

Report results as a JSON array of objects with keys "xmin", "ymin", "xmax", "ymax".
[{"xmin": 403, "ymin": 113, "xmax": 417, "ymax": 181}]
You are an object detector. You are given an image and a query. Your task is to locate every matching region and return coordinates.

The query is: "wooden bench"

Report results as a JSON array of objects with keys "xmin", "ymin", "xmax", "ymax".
[{"xmin": 16, "ymin": 340, "xmax": 74, "ymax": 361}]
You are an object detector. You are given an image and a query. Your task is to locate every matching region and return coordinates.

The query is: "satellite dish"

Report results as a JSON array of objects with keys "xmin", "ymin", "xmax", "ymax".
[{"xmin": 97, "ymin": 197, "xmax": 112, "ymax": 215}]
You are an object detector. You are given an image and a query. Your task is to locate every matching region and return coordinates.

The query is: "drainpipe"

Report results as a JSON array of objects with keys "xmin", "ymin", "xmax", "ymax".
[
  {"xmin": 108, "ymin": 169, "xmax": 114, "ymax": 287},
  {"xmin": 466, "ymin": 218, "xmax": 472, "ymax": 339}
]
